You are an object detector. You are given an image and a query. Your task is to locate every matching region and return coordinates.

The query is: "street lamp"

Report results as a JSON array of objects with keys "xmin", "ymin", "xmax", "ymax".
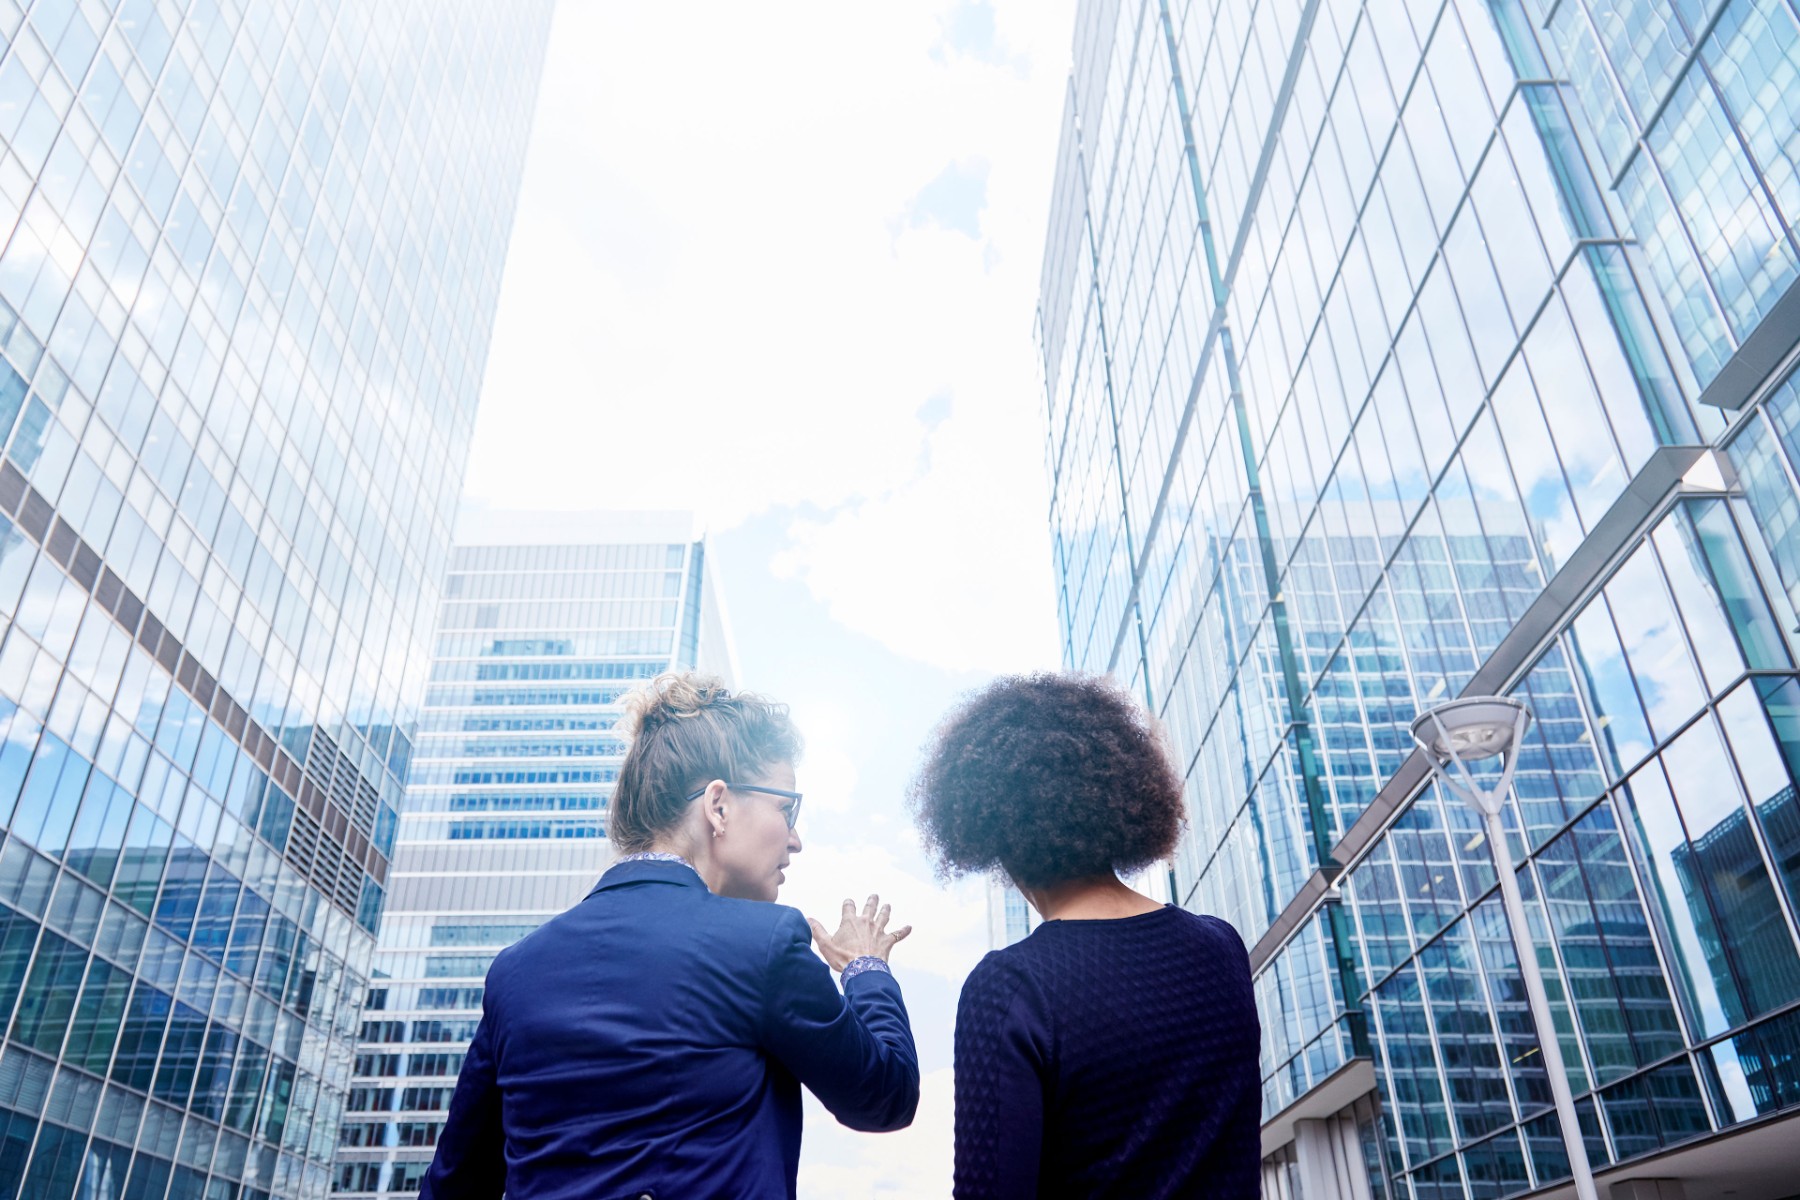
[{"xmin": 1410, "ymin": 696, "xmax": 1599, "ymax": 1200}]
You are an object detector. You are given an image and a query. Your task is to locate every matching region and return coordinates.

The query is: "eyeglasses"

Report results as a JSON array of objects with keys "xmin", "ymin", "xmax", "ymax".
[{"xmin": 685, "ymin": 782, "xmax": 803, "ymax": 829}]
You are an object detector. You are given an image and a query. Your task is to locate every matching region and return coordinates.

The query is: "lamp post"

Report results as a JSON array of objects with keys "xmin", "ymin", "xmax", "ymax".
[{"xmin": 1409, "ymin": 697, "xmax": 1599, "ymax": 1200}]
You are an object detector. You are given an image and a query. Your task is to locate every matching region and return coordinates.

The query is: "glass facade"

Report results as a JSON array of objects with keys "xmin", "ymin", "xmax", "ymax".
[
  {"xmin": 0, "ymin": 2, "xmax": 551, "ymax": 1197},
  {"xmin": 1039, "ymin": 0, "xmax": 1800, "ymax": 1195},
  {"xmin": 333, "ymin": 521, "xmax": 729, "ymax": 1198}
]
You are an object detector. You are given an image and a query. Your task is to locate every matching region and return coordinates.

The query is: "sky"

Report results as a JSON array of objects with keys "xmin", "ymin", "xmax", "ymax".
[{"xmin": 458, "ymin": 1, "xmax": 1079, "ymax": 1194}]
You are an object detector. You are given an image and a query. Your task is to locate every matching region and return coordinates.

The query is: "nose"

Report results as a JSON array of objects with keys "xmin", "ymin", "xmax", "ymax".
[{"xmin": 788, "ymin": 827, "xmax": 802, "ymax": 854}]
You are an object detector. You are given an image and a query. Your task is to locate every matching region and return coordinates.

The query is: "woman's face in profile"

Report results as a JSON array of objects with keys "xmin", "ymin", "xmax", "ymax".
[{"xmin": 715, "ymin": 762, "xmax": 803, "ymax": 902}]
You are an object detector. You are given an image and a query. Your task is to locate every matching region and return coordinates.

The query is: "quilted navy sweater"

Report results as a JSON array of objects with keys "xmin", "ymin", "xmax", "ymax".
[{"xmin": 953, "ymin": 905, "xmax": 1260, "ymax": 1198}]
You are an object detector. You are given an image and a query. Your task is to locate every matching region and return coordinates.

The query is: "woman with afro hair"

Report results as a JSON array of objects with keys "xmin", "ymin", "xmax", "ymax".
[{"xmin": 911, "ymin": 672, "xmax": 1259, "ymax": 1198}]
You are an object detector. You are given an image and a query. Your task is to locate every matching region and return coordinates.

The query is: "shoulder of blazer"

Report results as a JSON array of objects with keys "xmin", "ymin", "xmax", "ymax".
[
  {"xmin": 706, "ymin": 894, "xmax": 809, "ymax": 942},
  {"xmin": 691, "ymin": 897, "xmax": 817, "ymax": 982}
]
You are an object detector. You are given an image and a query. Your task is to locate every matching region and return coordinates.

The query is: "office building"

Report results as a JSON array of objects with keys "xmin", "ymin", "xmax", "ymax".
[
  {"xmin": 0, "ymin": 2, "xmax": 552, "ymax": 1197},
  {"xmin": 332, "ymin": 511, "xmax": 731, "ymax": 1197},
  {"xmin": 1038, "ymin": 0, "xmax": 1800, "ymax": 1195},
  {"xmin": 986, "ymin": 880, "xmax": 1038, "ymax": 949}
]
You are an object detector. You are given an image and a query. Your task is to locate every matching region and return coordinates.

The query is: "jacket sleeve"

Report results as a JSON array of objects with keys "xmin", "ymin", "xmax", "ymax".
[
  {"xmin": 420, "ymin": 1003, "xmax": 505, "ymax": 1199},
  {"xmin": 756, "ymin": 908, "xmax": 919, "ymax": 1132},
  {"xmin": 953, "ymin": 955, "xmax": 1046, "ymax": 1200}
]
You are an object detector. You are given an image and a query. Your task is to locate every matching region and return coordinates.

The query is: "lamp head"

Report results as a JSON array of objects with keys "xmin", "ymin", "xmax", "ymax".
[{"xmin": 1410, "ymin": 696, "xmax": 1531, "ymax": 765}]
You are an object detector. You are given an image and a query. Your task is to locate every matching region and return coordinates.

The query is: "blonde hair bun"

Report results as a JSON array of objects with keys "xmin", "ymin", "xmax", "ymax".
[{"xmin": 619, "ymin": 672, "xmax": 733, "ymax": 742}]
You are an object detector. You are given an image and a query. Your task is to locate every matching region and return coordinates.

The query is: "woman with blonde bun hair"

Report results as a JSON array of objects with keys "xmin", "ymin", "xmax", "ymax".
[{"xmin": 422, "ymin": 672, "xmax": 919, "ymax": 1200}]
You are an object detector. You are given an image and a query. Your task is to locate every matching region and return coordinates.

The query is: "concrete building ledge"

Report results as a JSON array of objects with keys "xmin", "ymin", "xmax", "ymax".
[
  {"xmin": 1699, "ymin": 274, "xmax": 1800, "ymax": 409},
  {"xmin": 1249, "ymin": 866, "xmax": 1341, "ymax": 972},
  {"xmin": 1260, "ymin": 1057, "xmax": 1378, "ymax": 1158},
  {"xmin": 1524, "ymin": 1107, "xmax": 1800, "ymax": 1200}
]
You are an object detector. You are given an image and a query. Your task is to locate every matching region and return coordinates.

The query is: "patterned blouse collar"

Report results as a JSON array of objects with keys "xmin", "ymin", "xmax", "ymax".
[{"xmin": 614, "ymin": 851, "xmax": 697, "ymax": 871}]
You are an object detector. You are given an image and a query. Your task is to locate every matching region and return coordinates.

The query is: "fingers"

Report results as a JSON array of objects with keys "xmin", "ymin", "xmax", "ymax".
[
  {"xmin": 834, "ymin": 895, "xmax": 906, "ymax": 953},
  {"xmin": 806, "ymin": 918, "xmax": 825, "ymax": 945},
  {"xmin": 889, "ymin": 925, "xmax": 912, "ymax": 944}
]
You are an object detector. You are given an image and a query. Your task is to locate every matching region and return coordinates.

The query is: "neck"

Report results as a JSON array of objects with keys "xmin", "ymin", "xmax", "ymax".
[
  {"xmin": 646, "ymin": 831, "xmax": 723, "ymax": 894},
  {"xmin": 1017, "ymin": 874, "xmax": 1163, "ymax": 922}
]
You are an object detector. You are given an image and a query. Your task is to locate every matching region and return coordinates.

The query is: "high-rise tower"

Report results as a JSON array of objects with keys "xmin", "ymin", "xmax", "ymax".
[
  {"xmin": 985, "ymin": 879, "xmax": 1038, "ymax": 949},
  {"xmin": 333, "ymin": 511, "xmax": 730, "ymax": 1197},
  {"xmin": 0, "ymin": 3, "xmax": 552, "ymax": 1197},
  {"xmin": 1038, "ymin": 1, "xmax": 1800, "ymax": 1195}
]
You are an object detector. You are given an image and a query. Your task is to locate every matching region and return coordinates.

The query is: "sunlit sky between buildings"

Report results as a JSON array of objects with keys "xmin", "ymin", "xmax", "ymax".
[{"xmin": 457, "ymin": 2, "xmax": 1078, "ymax": 1194}]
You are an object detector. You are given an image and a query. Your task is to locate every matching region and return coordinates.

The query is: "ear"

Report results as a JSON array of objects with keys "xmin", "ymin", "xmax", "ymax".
[{"xmin": 704, "ymin": 780, "xmax": 729, "ymax": 835}]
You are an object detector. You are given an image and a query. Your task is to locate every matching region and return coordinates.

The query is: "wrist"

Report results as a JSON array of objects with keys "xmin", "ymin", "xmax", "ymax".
[{"xmin": 841, "ymin": 955, "xmax": 891, "ymax": 983}]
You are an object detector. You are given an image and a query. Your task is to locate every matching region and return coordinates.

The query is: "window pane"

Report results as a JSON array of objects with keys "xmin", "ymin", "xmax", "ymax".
[
  {"xmin": 1374, "ymin": 960, "xmax": 1452, "ymax": 1167},
  {"xmin": 1567, "ymin": 597, "xmax": 1656, "ymax": 776},
  {"xmin": 1651, "ymin": 515, "xmax": 1747, "ymax": 693},
  {"xmin": 1747, "ymin": 676, "xmax": 1800, "ymax": 932},
  {"xmin": 1701, "ymin": 1006, "xmax": 1800, "ymax": 1123},
  {"xmin": 1662, "ymin": 717, "xmax": 1800, "ymax": 1021},
  {"xmin": 1684, "ymin": 499, "xmax": 1792, "ymax": 671},
  {"xmin": 1605, "ymin": 544, "xmax": 1704, "ymax": 740},
  {"xmin": 1616, "ymin": 760, "xmax": 1742, "ymax": 1036}
]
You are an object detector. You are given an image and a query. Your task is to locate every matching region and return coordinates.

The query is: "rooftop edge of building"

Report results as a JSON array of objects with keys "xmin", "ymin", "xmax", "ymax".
[{"xmin": 453, "ymin": 505, "xmax": 701, "ymax": 547}]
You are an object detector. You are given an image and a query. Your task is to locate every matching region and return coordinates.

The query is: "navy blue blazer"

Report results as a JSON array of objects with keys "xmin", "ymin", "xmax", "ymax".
[{"xmin": 420, "ymin": 858, "xmax": 919, "ymax": 1200}]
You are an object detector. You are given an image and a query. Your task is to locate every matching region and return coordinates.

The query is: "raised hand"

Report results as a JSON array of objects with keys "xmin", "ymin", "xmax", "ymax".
[{"xmin": 807, "ymin": 893, "xmax": 913, "ymax": 971}]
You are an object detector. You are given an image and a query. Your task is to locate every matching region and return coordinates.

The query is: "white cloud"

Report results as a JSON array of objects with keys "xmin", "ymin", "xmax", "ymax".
[
  {"xmin": 784, "ymin": 698, "xmax": 861, "ymax": 816},
  {"xmin": 465, "ymin": 0, "xmax": 1073, "ymax": 673},
  {"xmin": 770, "ymin": 380, "xmax": 1061, "ymax": 674},
  {"xmin": 799, "ymin": 1068, "xmax": 957, "ymax": 1200}
]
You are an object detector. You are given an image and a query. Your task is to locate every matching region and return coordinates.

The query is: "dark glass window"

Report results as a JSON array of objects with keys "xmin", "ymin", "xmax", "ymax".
[{"xmin": 10, "ymin": 928, "xmax": 88, "ymax": 1053}]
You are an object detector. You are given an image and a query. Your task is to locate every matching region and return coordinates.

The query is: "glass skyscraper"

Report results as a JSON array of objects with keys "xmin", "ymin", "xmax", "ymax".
[
  {"xmin": 0, "ymin": 2, "xmax": 551, "ymax": 1198},
  {"xmin": 986, "ymin": 879, "xmax": 1039, "ymax": 949},
  {"xmin": 1039, "ymin": 1, "xmax": 1800, "ymax": 1196},
  {"xmin": 333, "ymin": 513, "xmax": 730, "ymax": 1198}
]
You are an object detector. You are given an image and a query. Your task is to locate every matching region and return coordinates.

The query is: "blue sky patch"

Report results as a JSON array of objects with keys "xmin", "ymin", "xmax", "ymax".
[
  {"xmin": 941, "ymin": 1, "xmax": 1002, "ymax": 63},
  {"xmin": 917, "ymin": 392, "xmax": 954, "ymax": 430},
  {"xmin": 907, "ymin": 159, "xmax": 990, "ymax": 239}
]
